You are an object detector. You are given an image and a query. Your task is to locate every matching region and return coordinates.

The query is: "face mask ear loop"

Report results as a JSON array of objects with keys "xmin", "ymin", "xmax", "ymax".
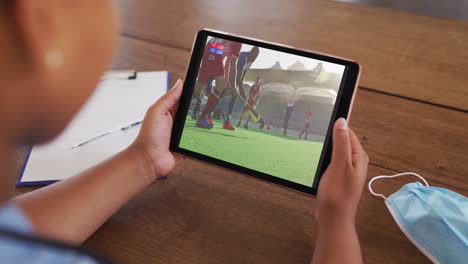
[
  {"xmin": 368, "ymin": 176, "xmax": 389, "ymax": 200},
  {"xmin": 368, "ymin": 172, "xmax": 430, "ymax": 200}
]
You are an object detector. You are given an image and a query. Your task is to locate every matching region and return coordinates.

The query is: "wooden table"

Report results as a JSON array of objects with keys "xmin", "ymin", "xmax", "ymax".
[{"xmin": 18, "ymin": 0, "xmax": 468, "ymax": 263}]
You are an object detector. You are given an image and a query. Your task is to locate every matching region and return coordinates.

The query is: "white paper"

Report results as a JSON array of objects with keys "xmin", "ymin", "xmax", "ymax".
[{"xmin": 20, "ymin": 71, "xmax": 168, "ymax": 184}]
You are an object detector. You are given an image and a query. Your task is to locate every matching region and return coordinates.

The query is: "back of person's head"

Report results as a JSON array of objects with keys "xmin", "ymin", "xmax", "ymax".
[{"xmin": 0, "ymin": 1, "xmax": 117, "ymax": 145}]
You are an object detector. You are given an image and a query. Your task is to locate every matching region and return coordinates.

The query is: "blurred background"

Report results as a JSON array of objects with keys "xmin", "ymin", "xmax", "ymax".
[{"xmin": 337, "ymin": 0, "xmax": 468, "ymax": 21}]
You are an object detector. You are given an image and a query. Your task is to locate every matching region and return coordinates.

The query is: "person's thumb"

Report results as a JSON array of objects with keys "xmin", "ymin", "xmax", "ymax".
[
  {"xmin": 156, "ymin": 79, "xmax": 183, "ymax": 111},
  {"xmin": 166, "ymin": 78, "xmax": 183, "ymax": 101},
  {"xmin": 331, "ymin": 118, "xmax": 352, "ymax": 165}
]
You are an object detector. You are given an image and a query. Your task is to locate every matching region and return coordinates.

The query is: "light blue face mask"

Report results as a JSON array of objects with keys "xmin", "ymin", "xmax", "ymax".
[{"xmin": 368, "ymin": 172, "xmax": 468, "ymax": 264}]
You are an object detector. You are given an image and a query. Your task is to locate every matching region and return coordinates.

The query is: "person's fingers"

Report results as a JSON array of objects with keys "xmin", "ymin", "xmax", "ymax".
[
  {"xmin": 349, "ymin": 129, "xmax": 364, "ymax": 156},
  {"xmin": 174, "ymin": 153, "xmax": 186, "ymax": 164},
  {"xmin": 168, "ymin": 101, "xmax": 179, "ymax": 118},
  {"xmin": 349, "ymin": 129, "xmax": 369, "ymax": 170},
  {"xmin": 153, "ymin": 79, "xmax": 183, "ymax": 113},
  {"xmin": 331, "ymin": 118, "xmax": 352, "ymax": 166}
]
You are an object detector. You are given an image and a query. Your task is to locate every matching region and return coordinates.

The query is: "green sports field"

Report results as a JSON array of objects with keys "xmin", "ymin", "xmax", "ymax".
[{"xmin": 179, "ymin": 118, "xmax": 323, "ymax": 186}]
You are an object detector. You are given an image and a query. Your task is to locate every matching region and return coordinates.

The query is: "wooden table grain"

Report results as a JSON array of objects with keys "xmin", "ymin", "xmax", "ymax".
[
  {"xmin": 115, "ymin": 0, "xmax": 468, "ymax": 111},
  {"xmin": 17, "ymin": 1, "xmax": 468, "ymax": 263}
]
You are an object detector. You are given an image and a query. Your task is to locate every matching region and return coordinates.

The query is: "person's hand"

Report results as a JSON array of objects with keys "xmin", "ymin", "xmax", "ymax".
[
  {"xmin": 316, "ymin": 118, "xmax": 369, "ymax": 227},
  {"xmin": 130, "ymin": 79, "xmax": 183, "ymax": 180}
]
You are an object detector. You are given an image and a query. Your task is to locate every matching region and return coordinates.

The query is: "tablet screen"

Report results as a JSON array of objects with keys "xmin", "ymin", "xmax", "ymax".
[{"xmin": 178, "ymin": 35, "xmax": 347, "ymax": 188}]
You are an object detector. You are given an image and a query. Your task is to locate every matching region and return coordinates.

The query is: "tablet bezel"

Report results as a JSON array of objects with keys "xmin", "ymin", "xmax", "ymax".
[{"xmin": 170, "ymin": 29, "xmax": 360, "ymax": 196}]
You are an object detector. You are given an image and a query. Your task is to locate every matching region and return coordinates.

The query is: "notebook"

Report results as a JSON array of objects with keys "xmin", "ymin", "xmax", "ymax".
[{"xmin": 17, "ymin": 71, "xmax": 170, "ymax": 186}]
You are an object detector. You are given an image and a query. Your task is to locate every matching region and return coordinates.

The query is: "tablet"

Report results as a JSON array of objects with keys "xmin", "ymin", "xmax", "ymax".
[{"xmin": 170, "ymin": 29, "xmax": 360, "ymax": 196}]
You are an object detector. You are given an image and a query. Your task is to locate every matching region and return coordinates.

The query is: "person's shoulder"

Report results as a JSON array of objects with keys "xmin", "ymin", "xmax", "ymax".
[
  {"xmin": 0, "ymin": 204, "xmax": 33, "ymax": 234},
  {"xmin": 0, "ymin": 232, "xmax": 106, "ymax": 264}
]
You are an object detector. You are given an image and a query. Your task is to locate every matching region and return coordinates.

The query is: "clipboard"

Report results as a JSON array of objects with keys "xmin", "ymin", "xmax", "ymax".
[{"xmin": 17, "ymin": 71, "xmax": 171, "ymax": 187}]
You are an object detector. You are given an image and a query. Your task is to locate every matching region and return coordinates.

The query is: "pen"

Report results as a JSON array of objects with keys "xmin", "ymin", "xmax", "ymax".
[
  {"xmin": 71, "ymin": 120, "xmax": 143, "ymax": 149},
  {"xmin": 121, "ymin": 120, "xmax": 143, "ymax": 131}
]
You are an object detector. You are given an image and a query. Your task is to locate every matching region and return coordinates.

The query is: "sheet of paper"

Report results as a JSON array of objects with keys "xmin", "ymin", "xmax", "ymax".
[{"xmin": 20, "ymin": 71, "xmax": 169, "ymax": 184}]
